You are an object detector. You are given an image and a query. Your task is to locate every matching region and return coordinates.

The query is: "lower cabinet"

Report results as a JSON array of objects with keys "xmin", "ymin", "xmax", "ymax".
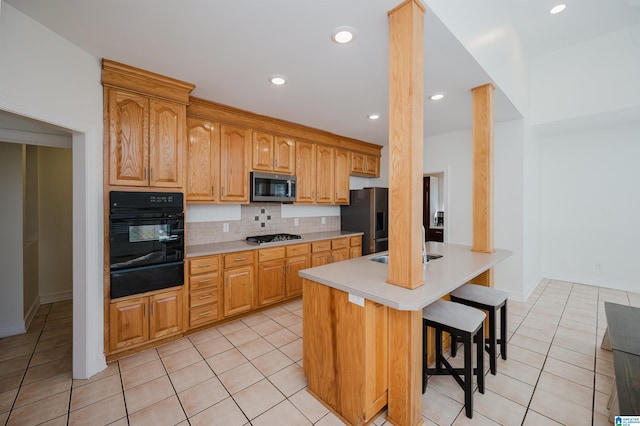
[
  {"xmin": 188, "ymin": 255, "xmax": 220, "ymax": 328},
  {"xmin": 350, "ymin": 235, "xmax": 363, "ymax": 258},
  {"xmin": 109, "ymin": 289, "xmax": 183, "ymax": 352},
  {"xmin": 257, "ymin": 244, "xmax": 310, "ymax": 306},
  {"xmin": 311, "ymin": 238, "xmax": 350, "ymax": 267},
  {"xmin": 223, "ymin": 250, "xmax": 255, "ymax": 318}
]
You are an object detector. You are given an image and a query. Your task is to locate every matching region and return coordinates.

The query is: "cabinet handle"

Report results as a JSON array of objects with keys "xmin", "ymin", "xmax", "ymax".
[
  {"xmin": 283, "ymin": 265, "xmax": 286, "ymax": 276},
  {"xmin": 144, "ymin": 167, "xmax": 148, "ymax": 182},
  {"xmin": 199, "ymin": 295, "xmax": 213, "ymax": 300},
  {"xmin": 150, "ymin": 167, "xmax": 154, "ymax": 182},
  {"xmin": 151, "ymin": 302, "xmax": 155, "ymax": 316},
  {"xmin": 143, "ymin": 304, "xmax": 146, "ymax": 317},
  {"xmin": 235, "ymin": 257, "xmax": 247, "ymax": 261},
  {"xmin": 198, "ymin": 279, "xmax": 212, "ymax": 283},
  {"xmin": 335, "ymin": 193, "xmax": 338, "ymax": 200},
  {"xmin": 222, "ymin": 186, "xmax": 225, "ymax": 196},
  {"xmin": 199, "ymin": 311, "xmax": 212, "ymax": 317},
  {"xmin": 212, "ymin": 185, "xmax": 215, "ymax": 198},
  {"xmin": 287, "ymin": 265, "xmax": 291, "ymax": 274},
  {"xmin": 197, "ymin": 263, "xmax": 212, "ymax": 268},
  {"xmin": 275, "ymin": 158, "xmax": 278, "ymax": 168}
]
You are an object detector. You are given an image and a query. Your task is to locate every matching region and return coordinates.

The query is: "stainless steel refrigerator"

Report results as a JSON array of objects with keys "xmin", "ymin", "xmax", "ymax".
[{"xmin": 340, "ymin": 187, "xmax": 388, "ymax": 255}]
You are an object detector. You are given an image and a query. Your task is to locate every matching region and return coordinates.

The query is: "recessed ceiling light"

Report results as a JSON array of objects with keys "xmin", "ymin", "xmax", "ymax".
[
  {"xmin": 269, "ymin": 75, "xmax": 287, "ymax": 86},
  {"xmin": 429, "ymin": 93, "xmax": 445, "ymax": 101},
  {"xmin": 550, "ymin": 4, "xmax": 566, "ymax": 14},
  {"xmin": 331, "ymin": 26, "xmax": 357, "ymax": 44},
  {"xmin": 367, "ymin": 113, "xmax": 380, "ymax": 120}
]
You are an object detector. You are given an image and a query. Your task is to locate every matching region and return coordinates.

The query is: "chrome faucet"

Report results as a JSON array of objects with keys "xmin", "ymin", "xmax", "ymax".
[{"xmin": 422, "ymin": 226, "xmax": 428, "ymax": 264}]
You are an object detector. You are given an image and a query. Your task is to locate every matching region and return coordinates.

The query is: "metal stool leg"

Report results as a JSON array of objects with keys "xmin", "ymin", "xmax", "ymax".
[
  {"xmin": 477, "ymin": 323, "xmax": 484, "ymax": 394},
  {"xmin": 488, "ymin": 308, "xmax": 497, "ymax": 374},
  {"xmin": 435, "ymin": 327, "xmax": 443, "ymax": 372},
  {"xmin": 463, "ymin": 332, "xmax": 473, "ymax": 418},
  {"xmin": 500, "ymin": 303, "xmax": 507, "ymax": 360}
]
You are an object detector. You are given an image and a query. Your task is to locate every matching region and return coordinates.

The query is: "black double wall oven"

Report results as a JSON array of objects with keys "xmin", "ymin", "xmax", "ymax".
[{"xmin": 109, "ymin": 191, "xmax": 184, "ymax": 299}]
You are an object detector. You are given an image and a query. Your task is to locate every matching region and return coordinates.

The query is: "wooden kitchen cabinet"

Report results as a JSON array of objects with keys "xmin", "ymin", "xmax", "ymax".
[
  {"xmin": 285, "ymin": 243, "xmax": 310, "ymax": 297},
  {"xmin": 295, "ymin": 141, "xmax": 316, "ymax": 203},
  {"xmin": 334, "ymin": 148, "xmax": 351, "ymax": 204},
  {"xmin": 350, "ymin": 151, "xmax": 380, "ymax": 177},
  {"xmin": 187, "ymin": 255, "xmax": 220, "ymax": 328},
  {"xmin": 109, "ymin": 289, "xmax": 183, "ymax": 352},
  {"xmin": 106, "ymin": 89, "xmax": 186, "ymax": 189},
  {"xmin": 222, "ymin": 250, "xmax": 255, "ymax": 317},
  {"xmin": 220, "ymin": 124, "xmax": 251, "ymax": 203},
  {"xmin": 350, "ymin": 235, "xmax": 363, "ymax": 258},
  {"xmin": 186, "ymin": 118, "xmax": 219, "ymax": 201},
  {"xmin": 316, "ymin": 145, "xmax": 334, "ymax": 204},
  {"xmin": 252, "ymin": 131, "xmax": 295, "ymax": 174},
  {"xmin": 257, "ymin": 244, "xmax": 310, "ymax": 305},
  {"xmin": 311, "ymin": 238, "xmax": 349, "ymax": 267}
]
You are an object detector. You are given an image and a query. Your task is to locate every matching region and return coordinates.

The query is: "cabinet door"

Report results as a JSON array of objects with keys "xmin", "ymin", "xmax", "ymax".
[
  {"xmin": 286, "ymin": 255, "xmax": 309, "ymax": 297},
  {"xmin": 334, "ymin": 148, "xmax": 350, "ymax": 205},
  {"xmin": 364, "ymin": 155, "xmax": 379, "ymax": 177},
  {"xmin": 108, "ymin": 89, "xmax": 149, "ymax": 187},
  {"xmin": 220, "ymin": 125, "xmax": 250, "ymax": 203},
  {"xmin": 258, "ymin": 260, "xmax": 286, "ymax": 306},
  {"xmin": 186, "ymin": 118, "xmax": 219, "ymax": 201},
  {"xmin": 295, "ymin": 141, "xmax": 316, "ymax": 203},
  {"xmin": 350, "ymin": 152, "xmax": 366, "ymax": 175},
  {"xmin": 149, "ymin": 290, "xmax": 183, "ymax": 340},
  {"xmin": 149, "ymin": 99, "xmax": 184, "ymax": 188},
  {"xmin": 316, "ymin": 145, "xmax": 334, "ymax": 204},
  {"xmin": 311, "ymin": 252, "xmax": 332, "ymax": 267},
  {"xmin": 331, "ymin": 248, "xmax": 350, "ymax": 263},
  {"xmin": 274, "ymin": 136, "xmax": 295, "ymax": 174},
  {"xmin": 252, "ymin": 131, "xmax": 274, "ymax": 171},
  {"xmin": 109, "ymin": 297, "xmax": 149, "ymax": 351},
  {"xmin": 223, "ymin": 266, "xmax": 254, "ymax": 317}
]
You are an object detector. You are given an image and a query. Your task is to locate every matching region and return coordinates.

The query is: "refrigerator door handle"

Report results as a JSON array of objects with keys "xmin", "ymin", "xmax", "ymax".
[{"xmin": 374, "ymin": 237, "xmax": 388, "ymax": 242}]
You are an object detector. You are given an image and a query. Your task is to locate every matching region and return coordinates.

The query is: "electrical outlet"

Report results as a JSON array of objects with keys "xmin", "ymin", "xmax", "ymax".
[
  {"xmin": 348, "ymin": 293, "xmax": 365, "ymax": 307},
  {"xmin": 223, "ymin": 223, "xmax": 229, "ymax": 232},
  {"xmin": 294, "ymin": 218, "xmax": 299, "ymax": 226},
  {"xmin": 321, "ymin": 217, "xmax": 326, "ymax": 225}
]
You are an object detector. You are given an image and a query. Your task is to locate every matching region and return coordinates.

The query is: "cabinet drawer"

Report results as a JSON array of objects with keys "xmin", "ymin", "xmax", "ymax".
[
  {"xmin": 286, "ymin": 243, "xmax": 309, "ymax": 257},
  {"xmin": 189, "ymin": 271, "xmax": 219, "ymax": 291},
  {"xmin": 331, "ymin": 238, "xmax": 349, "ymax": 250},
  {"xmin": 190, "ymin": 287, "xmax": 218, "ymax": 308},
  {"xmin": 258, "ymin": 247, "xmax": 286, "ymax": 263},
  {"xmin": 224, "ymin": 250, "xmax": 255, "ymax": 268},
  {"xmin": 350, "ymin": 236, "xmax": 362, "ymax": 247},
  {"xmin": 190, "ymin": 303, "xmax": 219, "ymax": 327},
  {"xmin": 312, "ymin": 241, "xmax": 331, "ymax": 253},
  {"xmin": 190, "ymin": 256, "xmax": 219, "ymax": 275}
]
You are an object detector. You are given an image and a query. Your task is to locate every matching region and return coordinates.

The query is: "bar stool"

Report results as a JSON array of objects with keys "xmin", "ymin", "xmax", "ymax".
[
  {"xmin": 450, "ymin": 284, "xmax": 508, "ymax": 375},
  {"xmin": 423, "ymin": 299, "xmax": 485, "ymax": 419}
]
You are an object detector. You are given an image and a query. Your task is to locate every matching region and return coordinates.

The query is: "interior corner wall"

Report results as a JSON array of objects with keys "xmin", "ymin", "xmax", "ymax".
[
  {"xmin": 522, "ymin": 122, "xmax": 542, "ymax": 298},
  {"xmin": 23, "ymin": 145, "xmax": 40, "ymax": 325},
  {"xmin": 38, "ymin": 146, "xmax": 73, "ymax": 302},
  {"xmin": 0, "ymin": 142, "xmax": 25, "ymax": 337},
  {"xmin": 540, "ymin": 121, "xmax": 640, "ymax": 292}
]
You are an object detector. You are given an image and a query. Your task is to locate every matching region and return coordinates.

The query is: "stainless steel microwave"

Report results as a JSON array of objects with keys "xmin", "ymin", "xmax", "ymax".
[{"xmin": 250, "ymin": 172, "xmax": 297, "ymax": 203}]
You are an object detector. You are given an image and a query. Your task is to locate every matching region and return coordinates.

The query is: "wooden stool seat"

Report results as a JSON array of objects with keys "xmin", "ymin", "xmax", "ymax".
[
  {"xmin": 423, "ymin": 300, "xmax": 485, "ymax": 419},
  {"xmin": 450, "ymin": 284, "xmax": 508, "ymax": 375}
]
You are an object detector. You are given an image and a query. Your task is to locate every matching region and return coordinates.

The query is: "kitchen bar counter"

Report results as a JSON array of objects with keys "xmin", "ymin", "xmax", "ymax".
[
  {"xmin": 186, "ymin": 230, "xmax": 363, "ymax": 258},
  {"xmin": 300, "ymin": 242, "xmax": 511, "ymax": 425},
  {"xmin": 299, "ymin": 241, "xmax": 511, "ymax": 310}
]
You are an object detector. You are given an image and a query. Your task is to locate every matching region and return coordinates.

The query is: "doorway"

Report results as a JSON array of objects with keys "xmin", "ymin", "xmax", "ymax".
[{"xmin": 423, "ymin": 172, "xmax": 445, "ymax": 242}]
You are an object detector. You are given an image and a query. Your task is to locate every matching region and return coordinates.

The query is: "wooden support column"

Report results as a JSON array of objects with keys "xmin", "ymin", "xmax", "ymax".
[
  {"xmin": 471, "ymin": 83, "xmax": 495, "ymax": 286},
  {"xmin": 386, "ymin": 1, "xmax": 425, "ymax": 425},
  {"xmin": 387, "ymin": 0, "xmax": 425, "ymax": 290}
]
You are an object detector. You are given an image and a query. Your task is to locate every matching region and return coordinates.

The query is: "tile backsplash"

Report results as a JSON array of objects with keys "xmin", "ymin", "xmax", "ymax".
[{"xmin": 186, "ymin": 203, "xmax": 340, "ymax": 246}]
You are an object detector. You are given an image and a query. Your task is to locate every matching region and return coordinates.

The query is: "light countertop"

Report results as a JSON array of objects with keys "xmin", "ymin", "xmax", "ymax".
[
  {"xmin": 298, "ymin": 242, "xmax": 512, "ymax": 311},
  {"xmin": 186, "ymin": 230, "xmax": 363, "ymax": 258}
]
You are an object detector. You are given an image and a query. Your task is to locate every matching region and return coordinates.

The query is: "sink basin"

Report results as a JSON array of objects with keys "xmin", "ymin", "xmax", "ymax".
[{"xmin": 369, "ymin": 253, "xmax": 442, "ymax": 264}]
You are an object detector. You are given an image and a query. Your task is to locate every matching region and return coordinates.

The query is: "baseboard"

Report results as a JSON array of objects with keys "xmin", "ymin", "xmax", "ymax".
[
  {"xmin": 23, "ymin": 296, "xmax": 40, "ymax": 333},
  {"xmin": 40, "ymin": 290, "xmax": 73, "ymax": 304},
  {"xmin": 0, "ymin": 320, "xmax": 26, "ymax": 338}
]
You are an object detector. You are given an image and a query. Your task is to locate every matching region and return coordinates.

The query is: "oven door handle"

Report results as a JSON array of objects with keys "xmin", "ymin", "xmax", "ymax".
[{"xmin": 110, "ymin": 260, "xmax": 184, "ymax": 274}]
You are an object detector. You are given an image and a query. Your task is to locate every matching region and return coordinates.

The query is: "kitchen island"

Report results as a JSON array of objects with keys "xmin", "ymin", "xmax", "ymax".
[{"xmin": 299, "ymin": 242, "xmax": 511, "ymax": 425}]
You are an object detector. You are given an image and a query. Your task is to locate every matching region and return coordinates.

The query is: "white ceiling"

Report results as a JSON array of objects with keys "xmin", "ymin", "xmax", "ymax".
[{"xmin": 3, "ymin": 0, "xmax": 640, "ymax": 146}]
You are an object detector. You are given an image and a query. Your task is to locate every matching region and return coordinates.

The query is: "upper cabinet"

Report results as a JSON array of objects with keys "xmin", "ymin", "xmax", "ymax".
[
  {"xmin": 220, "ymin": 124, "xmax": 251, "ymax": 203},
  {"xmin": 295, "ymin": 141, "xmax": 316, "ymax": 203},
  {"xmin": 350, "ymin": 151, "xmax": 380, "ymax": 178},
  {"xmin": 186, "ymin": 118, "xmax": 219, "ymax": 201},
  {"xmin": 252, "ymin": 132, "xmax": 295, "ymax": 174},
  {"xmin": 102, "ymin": 59, "xmax": 195, "ymax": 189},
  {"xmin": 308, "ymin": 145, "xmax": 350, "ymax": 205}
]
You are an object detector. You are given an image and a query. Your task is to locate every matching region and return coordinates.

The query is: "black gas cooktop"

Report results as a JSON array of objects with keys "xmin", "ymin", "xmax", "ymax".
[{"xmin": 246, "ymin": 233, "xmax": 302, "ymax": 245}]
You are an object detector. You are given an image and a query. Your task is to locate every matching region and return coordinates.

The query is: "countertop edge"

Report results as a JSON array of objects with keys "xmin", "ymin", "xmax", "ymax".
[{"xmin": 186, "ymin": 230, "xmax": 364, "ymax": 258}]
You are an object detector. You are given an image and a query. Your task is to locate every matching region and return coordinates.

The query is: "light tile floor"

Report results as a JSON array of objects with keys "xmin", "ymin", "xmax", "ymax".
[{"xmin": 1, "ymin": 279, "xmax": 638, "ymax": 425}]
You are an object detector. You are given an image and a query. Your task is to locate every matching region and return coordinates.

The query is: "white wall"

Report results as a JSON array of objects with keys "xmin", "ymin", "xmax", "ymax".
[
  {"xmin": 0, "ymin": 142, "xmax": 25, "ymax": 337},
  {"xmin": 39, "ymin": 146, "xmax": 73, "ymax": 302},
  {"xmin": 0, "ymin": 2, "xmax": 105, "ymax": 378},
  {"xmin": 540, "ymin": 121, "xmax": 640, "ymax": 291},
  {"xmin": 530, "ymin": 23, "xmax": 640, "ymax": 126}
]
